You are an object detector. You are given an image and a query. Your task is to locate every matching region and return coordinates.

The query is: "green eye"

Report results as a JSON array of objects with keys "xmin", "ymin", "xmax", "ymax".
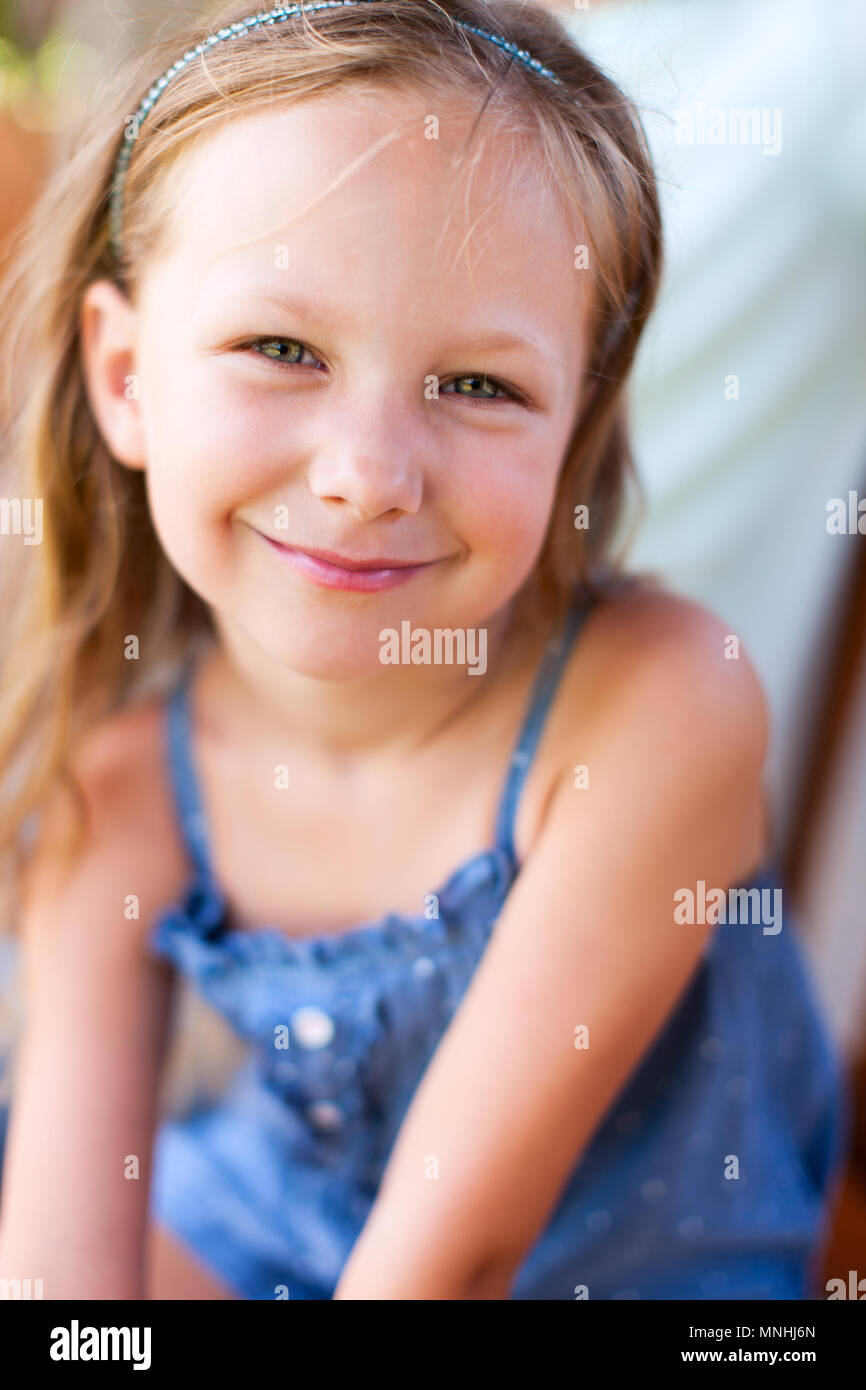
[
  {"xmin": 240, "ymin": 340, "xmax": 527, "ymax": 406},
  {"xmin": 451, "ymin": 375, "xmax": 502, "ymax": 399},
  {"xmin": 441, "ymin": 374, "xmax": 523, "ymax": 404},
  {"xmin": 252, "ymin": 338, "xmax": 308, "ymax": 364}
]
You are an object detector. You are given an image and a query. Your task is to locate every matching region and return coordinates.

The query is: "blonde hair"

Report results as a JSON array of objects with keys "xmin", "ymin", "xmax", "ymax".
[{"xmin": 0, "ymin": 0, "xmax": 662, "ymax": 1105}]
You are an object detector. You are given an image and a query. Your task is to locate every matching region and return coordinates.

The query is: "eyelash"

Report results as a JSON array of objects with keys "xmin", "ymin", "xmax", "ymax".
[{"xmin": 237, "ymin": 336, "xmax": 530, "ymax": 406}]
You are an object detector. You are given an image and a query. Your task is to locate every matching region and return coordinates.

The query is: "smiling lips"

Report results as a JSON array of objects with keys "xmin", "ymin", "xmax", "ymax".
[{"xmin": 261, "ymin": 534, "xmax": 438, "ymax": 592}]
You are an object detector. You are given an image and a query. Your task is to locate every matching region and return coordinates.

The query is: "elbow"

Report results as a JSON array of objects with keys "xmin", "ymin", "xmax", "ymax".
[
  {"xmin": 460, "ymin": 1253, "xmax": 518, "ymax": 1300},
  {"xmin": 333, "ymin": 1246, "xmax": 520, "ymax": 1301}
]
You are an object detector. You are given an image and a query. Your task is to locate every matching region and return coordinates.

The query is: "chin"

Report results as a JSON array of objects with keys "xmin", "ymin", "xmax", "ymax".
[{"xmin": 248, "ymin": 621, "xmax": 397, "ymax": 683}]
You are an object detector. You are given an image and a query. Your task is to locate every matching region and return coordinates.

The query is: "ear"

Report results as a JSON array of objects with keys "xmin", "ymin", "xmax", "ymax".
[{"xmin": 79, "ymin": 279, "xmax": 148, "ymax": 470}]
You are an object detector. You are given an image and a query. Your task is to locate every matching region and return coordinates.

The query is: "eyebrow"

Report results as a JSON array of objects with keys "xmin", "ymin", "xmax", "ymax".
[{"xmin": 208, "ymin": 285, "xmax": 563, "ymax": 367}]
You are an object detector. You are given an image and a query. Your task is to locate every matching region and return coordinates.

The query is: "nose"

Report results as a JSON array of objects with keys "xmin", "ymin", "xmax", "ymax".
[{"xmin": 306, "ymin": 389, "xmax": 425, "ymax": 522}]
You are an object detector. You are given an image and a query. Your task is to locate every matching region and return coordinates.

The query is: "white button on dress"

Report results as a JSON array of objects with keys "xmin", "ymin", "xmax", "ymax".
[
  {"xmin": 290, "ymin": 1005, "xmax": 335, "ymax": 1049},
  {"xmin": 306, "ymin": 1100, "xmax": 344, "ymax": 1132}
]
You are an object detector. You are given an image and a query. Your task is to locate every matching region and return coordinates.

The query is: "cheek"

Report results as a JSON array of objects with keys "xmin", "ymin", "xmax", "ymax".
[
  {"xmin": 450, "ymin": 443, "xmax": 561, "ymax": 573},
  {"xmin": 139, "ymin": 359, "xmax": 281, "ymax": 582},
  {"xmin": 136, "ymin": 393, "xmax": 235, "ymax": 601}
]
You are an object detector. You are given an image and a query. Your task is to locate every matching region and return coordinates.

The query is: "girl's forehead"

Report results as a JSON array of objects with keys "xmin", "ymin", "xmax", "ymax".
[
  {"xmin": 155, "ymin": 88, "xmax": 578, "ymax": 277},
  {"xmin": 137, "ymin": 89, "xmax": 589, "ymax": 359}
]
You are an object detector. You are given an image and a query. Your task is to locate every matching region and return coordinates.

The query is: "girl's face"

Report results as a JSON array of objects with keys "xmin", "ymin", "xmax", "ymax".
[{"xmin": 84, "ymin": 86, "xmax": 590, "ymax": 678}]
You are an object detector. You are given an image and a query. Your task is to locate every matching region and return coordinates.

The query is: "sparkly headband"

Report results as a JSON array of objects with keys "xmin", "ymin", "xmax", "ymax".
[{"xmin": 107, "ymin": 1, "xmax": 568, "ymax": 260}]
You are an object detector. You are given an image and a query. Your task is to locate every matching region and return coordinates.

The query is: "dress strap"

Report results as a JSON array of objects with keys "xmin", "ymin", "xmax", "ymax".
[
  {"xmin": 493, "ymin": 584, "xmax": 598, "ymax": 869},
  {"xmin": 165, "ymin": 660, "xmax": 215, "ymax": 879}
]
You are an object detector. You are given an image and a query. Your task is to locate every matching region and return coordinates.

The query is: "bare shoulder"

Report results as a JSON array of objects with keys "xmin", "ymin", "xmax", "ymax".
[
  {"xmin": 543, "ymin": 577, "xmax": 771, "ymax": 879},
  {"xmin": 565, "ymin": 576, "xmax": 769, "ymax": 768},
  {"xmin": 16, "ymin": 694, "xmax": 187, "ymax": 953},
  {"xmin": 530, "ymin": 576, "xmax": 771, "ymax": 882}
]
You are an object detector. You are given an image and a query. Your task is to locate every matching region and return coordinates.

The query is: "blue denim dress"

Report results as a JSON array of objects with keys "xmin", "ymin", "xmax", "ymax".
[{"xmin": 142, "ymin": 582, "xmax": 850, "ymax": 1300}]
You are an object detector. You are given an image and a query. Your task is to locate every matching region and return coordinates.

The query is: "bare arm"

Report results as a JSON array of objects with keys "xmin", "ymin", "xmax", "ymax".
[
  {"xmin": 334, "ymin": 594, "xmax": 769, "ymax": 1299},
  {"xmin": 0, "ymin": 727, "xmax": 177, "ymax": 1299}
]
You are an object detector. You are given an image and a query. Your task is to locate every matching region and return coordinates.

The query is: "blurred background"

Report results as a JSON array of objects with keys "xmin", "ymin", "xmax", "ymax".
[{"xmin": 0, "ymin": 0, "xmax": 864, "ymax": 1290}]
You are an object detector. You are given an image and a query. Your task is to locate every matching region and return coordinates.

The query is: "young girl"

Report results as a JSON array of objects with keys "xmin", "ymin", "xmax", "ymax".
[{"xmin": 0, "ymin": 0, "xmax": 848, "ymax": 1300}]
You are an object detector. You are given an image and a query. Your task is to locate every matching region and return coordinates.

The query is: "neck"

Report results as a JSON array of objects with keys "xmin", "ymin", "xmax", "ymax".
[{"xmin": 197, "ymin": 595, "xmax": 544, "ymax": 770}]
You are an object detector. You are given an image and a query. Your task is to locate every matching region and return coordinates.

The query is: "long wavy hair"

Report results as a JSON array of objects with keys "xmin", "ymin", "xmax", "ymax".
[{"xmin": 0, "ymin": 0, "xmax": 662, "ymax": 1106}]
